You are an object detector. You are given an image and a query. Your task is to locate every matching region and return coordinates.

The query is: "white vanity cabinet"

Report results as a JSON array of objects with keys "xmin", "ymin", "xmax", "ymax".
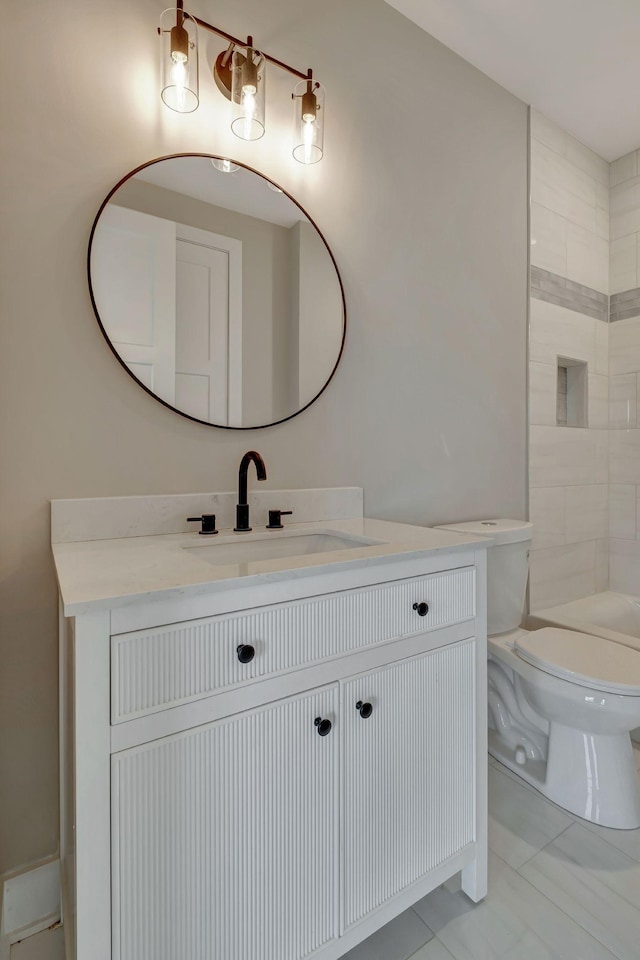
[
  {"xmin": 113, "ymin": 684, "xmax": 339, "ymax": 960},
  {"xmin": 59, "ymin": 541, "xmax": 488, "ymax": 960}
]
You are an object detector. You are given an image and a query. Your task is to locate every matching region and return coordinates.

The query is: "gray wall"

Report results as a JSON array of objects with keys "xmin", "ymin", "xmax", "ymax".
[{"xmin": 0, "ymin": 0, "xmax": 528, "ymax": 874}]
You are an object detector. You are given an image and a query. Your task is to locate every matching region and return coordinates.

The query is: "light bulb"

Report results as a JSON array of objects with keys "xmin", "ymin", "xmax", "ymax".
[
  {"xmin": 171, "ymin": 57, "xmax": 187, "ymax": 111},
  {"xmin": 301, "ymin": 117, "xmax": 316, "ymax": 164},
  {"xmin": 242, "ymin": 89, "xmax": 257, "ymax": 139}
]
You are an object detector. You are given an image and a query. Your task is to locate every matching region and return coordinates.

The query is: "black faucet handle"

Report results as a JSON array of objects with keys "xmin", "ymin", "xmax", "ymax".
[
  {"xmin": 187, "ymin": 514, "xmax": 218, "ymax": 535},
  {"xmin": 267, "ymin": 509, "xmax": 293, "ymax": 530}
]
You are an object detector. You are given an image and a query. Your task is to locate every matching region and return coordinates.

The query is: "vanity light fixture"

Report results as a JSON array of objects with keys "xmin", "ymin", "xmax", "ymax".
[
  {"xmin": 158, "ymin": 2, "xmax": 325, "ymax": 162},
  {"xmin": 292, "ymin": 76, "xmax": 325, "ymax": 164},
  {"xmin": 159, "ymin": 6, "xmax": 199, "ymax": 112}
]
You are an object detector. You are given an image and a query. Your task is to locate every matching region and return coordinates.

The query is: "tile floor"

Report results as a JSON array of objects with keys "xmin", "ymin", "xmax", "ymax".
[{"xmin": 13, "ymin": 746, "xmax": 640, "ymax": 960}]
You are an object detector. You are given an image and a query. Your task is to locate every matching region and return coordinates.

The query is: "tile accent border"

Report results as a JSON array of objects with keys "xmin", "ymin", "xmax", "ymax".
[
  {"xmin": 530, "ymin": 266, "xmax": 608, "ymax": 323},
  {"xmin": 610, "ymin": 288, "xmax": 640, "ymax": 323}
]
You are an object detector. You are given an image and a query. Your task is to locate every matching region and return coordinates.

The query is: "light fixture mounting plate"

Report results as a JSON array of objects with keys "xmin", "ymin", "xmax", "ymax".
[{"xmin": 213, "ymin": 50, "xmax": 233, "ymax": 101}]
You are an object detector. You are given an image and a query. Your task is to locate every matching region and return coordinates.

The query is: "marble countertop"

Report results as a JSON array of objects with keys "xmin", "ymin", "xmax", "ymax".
[{"xmin": 52, "ymin": 517, "xmax": 489, "ymax": 616}]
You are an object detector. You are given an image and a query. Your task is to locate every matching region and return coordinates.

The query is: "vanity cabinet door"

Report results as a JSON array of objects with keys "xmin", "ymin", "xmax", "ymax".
[
  {"xmin": 340, "ymin": 640, "xmax": 476, "ymax": 931},
  {"xmin": 112, "ymin": 685, "xmax": 338, "ymax": 960}
]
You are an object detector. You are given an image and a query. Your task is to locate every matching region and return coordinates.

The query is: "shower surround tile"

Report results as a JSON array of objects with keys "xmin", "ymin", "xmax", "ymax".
[
  {"xmin": 566, "ymin": 223, "xmax": 609, "ymax": 294},
  {"xmin": 610, "ymin": 288, "xmax": 640, "ymax": 323},
  {"xmin": 610, "ymin": 429, "xmax": 640, "ymax": 484},
  {"xmin": 530, "ymin": 425, "xmax": 602, "ymax": 488},
  {"xmin": 532, "ymin": 139, "xmax": 608, "ymax": 239},
  {"xmin": 529, "ymin": 297, "xmax": 598, "ymax": 367},
  {"xmin": 529, "ymin": 487, "xmax": 565, "ymax": 549},
  {"xmin": 610, "ymin": 316, "xmax": 640, "ymax": 375},
  {"xmin": 531, "ymin": 203, "xmax": 567, "ymax": 276},
  {"xmin": 609, "ymin": 538, "xmax": 640, "ymax": 594},
  {"xmin": 530, "ymin": 267, "xmax": 608, "ymax": 322},
  {"xmin": 529, "ymin": 540, "xmax": 596, "ymax": 609},
  {"xmin": 609, "ymin": 484, "xmax": 636, "ymax": 539},
  {"xmin": 564, "ymin": 484, "xmax": 608, "ymax": 543},
  {"xmin": 609, "ymin": 374, "xmax": 637, "ymax": 428},
  {"xmin": 611, "ymin": 174, "xmax": 640, "ymax": 239},
  {"xmin": 610, "ymin": 151, "xmax": 638, "ymax": 187},
  {"xmin": 529, "ymin": 362, "xmax": 557, "ymax": 426},
  {"xmin": 610, "ymin": 235, "xmax": 637, "ymax": 294}
]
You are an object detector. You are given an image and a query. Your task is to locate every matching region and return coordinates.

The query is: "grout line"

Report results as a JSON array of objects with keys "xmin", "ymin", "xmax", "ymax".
[{"xmin": 513, "ymin": 820, "xmax": 575, "ymax": 872}]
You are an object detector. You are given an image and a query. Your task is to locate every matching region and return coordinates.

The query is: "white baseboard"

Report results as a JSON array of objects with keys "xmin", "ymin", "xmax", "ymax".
[{"xmin": 0, "ymin": 858, "xmax": 61, "ymax": 958}]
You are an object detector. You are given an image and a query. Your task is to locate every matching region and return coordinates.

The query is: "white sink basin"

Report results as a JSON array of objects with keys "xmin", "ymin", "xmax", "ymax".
[{"xmin": 184, "ymin": 530, "xmax": 383, "ymax": 566}]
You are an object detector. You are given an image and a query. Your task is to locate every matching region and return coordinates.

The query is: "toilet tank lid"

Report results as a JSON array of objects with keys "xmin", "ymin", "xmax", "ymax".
[{"xmin": 434, "ymin": 519, "xmax": 533, "ymax": 545}]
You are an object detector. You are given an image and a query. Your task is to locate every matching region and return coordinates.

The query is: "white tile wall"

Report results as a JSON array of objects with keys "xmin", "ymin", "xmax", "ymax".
[
  {"xmin": 610, "ymin": 151, "xmax": 638, "ymax": 187},
  {"xmin": 530, "ymin": 540, "xmax": 597, "ymax": 609},
  {"xmin": 610, "ymin": 235, "xmax": 637, "ymax": 294},
  {"xmin": 566, "ymin": 223, "xmax": 609, "ymax": 293},
  {"xmin": 566, "ymin": 135, "xmax": 609, "ymax": 187},
  {"xmin": 588, "ymin": 374, "xmax": 609, "ymax": 429},
  {"xmin": 611, "ymin": 176, "xmax": 640, "ymax": 240},
  {"xmin": 529, "ymin": 487, "xmax": 565, "ymax": 550},
  {"xmin": 610, "ymin": 317, "xmax": 640, "ymax": 377},
  {"xmin": 529, "ymin": 362, "xmax": 558, "ymax": 426},
  {"xmin": 609, "ymin": 484, "xmax": 636, "ymax": 539},
  {"xmin": 564, "ymin": 484, "xmax": 608, "ymax": 543},
  {"xmin": 531, "ymin": 109, "xmax": 566, "ymax": 156},
  {"xmin": 530, "ymin": 425, "xmax": 601, "ymax": 488},
  {"xmin": 609, "ymin": 538, "xmax": 640, "ymax": 594},
  {"xmin": 532, "ymin": 140, "xmax": 607, "ymax": 240},
  {"xmin": 531, "ymin": 202, "xmax": 567, "ymax": 276},
  {"xmin": 530, "ymin": 298, "xmax": 597, "ymax": 367},
  {"xmin": 609, "ymin": 374, "xmax": 637, "ymax": 428},
  {"xmin": 610, "ymin": 430, "xmax": 640, "ymax": 484},
  {"xmin": 529, "ymin": 112, "xmax": 612, "ymax": 609},
  {"xmin": 595, "ymin": 320, "xmax": 609, "ymax": 376}
]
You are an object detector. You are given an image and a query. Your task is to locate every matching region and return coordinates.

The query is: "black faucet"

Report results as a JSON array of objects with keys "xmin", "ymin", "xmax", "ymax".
[{"xmin": 234, "ymin": 450, "xmax": 267, "ymax": 532}]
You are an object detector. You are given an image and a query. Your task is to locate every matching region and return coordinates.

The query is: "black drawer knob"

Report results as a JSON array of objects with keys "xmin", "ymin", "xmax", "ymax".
[
  {"xmin": 413, "ymin": 602, "xmax": 429, "ymax": 617},
  {"xmin": 314, "ymin": 717, "xmax": 332, "ymax": 736},
  {"xmin": 356, "ymin": 700, "xmax": 373, "ymax": 719},
  {"xmin": 237, "ymin": 644, "xmax": 255, "ymax": 664}
]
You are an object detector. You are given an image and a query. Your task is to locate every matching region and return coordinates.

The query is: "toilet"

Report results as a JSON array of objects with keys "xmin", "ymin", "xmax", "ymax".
[{"xmin": 435, "ymin": 519, "xmax": 640, "ymax": 829}]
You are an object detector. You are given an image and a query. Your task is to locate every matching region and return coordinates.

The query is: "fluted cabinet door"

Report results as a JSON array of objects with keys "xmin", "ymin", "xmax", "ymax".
[
  {"xmin": 340, "ymin": 641, "xmax": 476, "ymax": 931},
  {"xmin": 112, "ymin": 685, "xmax": 339, "ymax": 960}
]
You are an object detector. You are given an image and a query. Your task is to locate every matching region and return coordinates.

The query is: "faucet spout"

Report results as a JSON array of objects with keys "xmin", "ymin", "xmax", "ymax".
[{"xmin": 235, "ymin": 450, "xmax": 267, "ymax": 532}]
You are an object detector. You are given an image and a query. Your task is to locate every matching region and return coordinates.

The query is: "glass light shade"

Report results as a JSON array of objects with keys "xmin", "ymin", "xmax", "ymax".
[
  {"xmin": 230, "ymin": 48, "xmax": 266, "ymax": 141},
  {"xmin": 210, "ymin": 158, "xmax": 239, "ymax": 173},
  {"xmin": 292, "ymin": 80, "xmax": 324, "ymax": 164},
  {"xmin": 159, "ymin": 7, "xmax": 199, "ymax": 113}
]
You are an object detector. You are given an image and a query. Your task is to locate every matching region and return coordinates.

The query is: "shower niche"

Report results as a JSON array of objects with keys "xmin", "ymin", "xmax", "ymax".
[{"xmin": 556, "ymin": 357, "xmax": 588, "ymax": 427}]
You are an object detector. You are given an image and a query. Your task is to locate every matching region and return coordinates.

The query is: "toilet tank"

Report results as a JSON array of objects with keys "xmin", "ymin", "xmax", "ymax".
[{"xmin": 434, "ymin": 519, "xmax": 533, "ymax": 636}]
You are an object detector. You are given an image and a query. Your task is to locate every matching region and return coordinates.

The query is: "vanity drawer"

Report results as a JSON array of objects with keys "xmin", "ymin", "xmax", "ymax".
[{"xmin": 111, "ymin": 566, "xmax": 475, "ymax": 722}]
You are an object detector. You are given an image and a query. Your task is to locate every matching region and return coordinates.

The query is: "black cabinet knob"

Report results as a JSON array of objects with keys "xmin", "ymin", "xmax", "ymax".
[
  {"xmin": 314, "ymin": 717, "xmax": 332, "ymax": 736},
  {"xmin": 237, "ymin": 644, "xmax": 256, "ymax": 664},
  {"xmin": 413, "ymin": 602, "xmax": 429, "ymax": 617},
  {"xmin": 356, "ymin": 700, "xmax": 373, "ymax": 719}
]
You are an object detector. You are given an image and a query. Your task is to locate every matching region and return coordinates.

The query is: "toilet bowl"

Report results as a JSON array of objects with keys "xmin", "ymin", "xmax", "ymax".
[
  {"xmin": 489, "ymin": 628, "xmax": 640, "ymax": 828},
  {"xmin": 435, "ymin": 519, "xmax": 640, "ymax": 829}
]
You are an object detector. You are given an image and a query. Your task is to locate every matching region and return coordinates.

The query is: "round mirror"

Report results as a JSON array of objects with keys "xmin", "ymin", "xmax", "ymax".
[{"xmin": 88, "ymin": 155, "xmax": 345, "ymax": 429}]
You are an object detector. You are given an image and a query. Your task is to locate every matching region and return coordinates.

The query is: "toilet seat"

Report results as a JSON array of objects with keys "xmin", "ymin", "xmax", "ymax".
[{"xmin": 514, "ymin": 628, "xmax": 640, "ymax": 695}]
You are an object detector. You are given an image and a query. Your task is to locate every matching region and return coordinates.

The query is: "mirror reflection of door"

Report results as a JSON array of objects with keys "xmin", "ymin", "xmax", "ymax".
[
  {"xmin": 89, "ymin": 157, "xmax": 345, "ymax": 429},
  {"xmin": 91, "ymin": 206, "xmax": 242, "ymax": 426}
]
